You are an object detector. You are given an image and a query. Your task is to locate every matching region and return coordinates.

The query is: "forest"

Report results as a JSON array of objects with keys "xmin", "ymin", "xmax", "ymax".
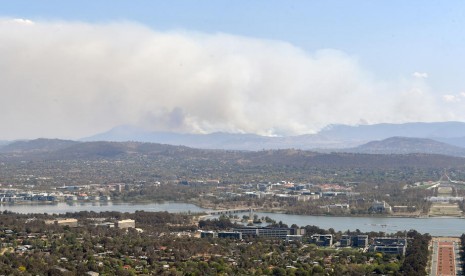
[{"xmin": 0, "ymin": 211, "xmax": 433, "ymax": 275}]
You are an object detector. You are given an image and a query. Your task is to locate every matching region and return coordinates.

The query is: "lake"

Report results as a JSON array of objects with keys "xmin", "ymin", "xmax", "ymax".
[
  {"xmin": 0, "ymin": 202, "xmax": 209, "ymax": 215},
  {"xmin": 251, "ymin": 212, "xmax": 465, "ymax": 237},
  {"xmin": 1, "ymin": 202, "xmax": 464, "ymax": 236}
]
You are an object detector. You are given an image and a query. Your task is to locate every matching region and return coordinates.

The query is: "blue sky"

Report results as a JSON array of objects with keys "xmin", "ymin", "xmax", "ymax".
[{"xmin": 1, "ymin": 1, "xmax": 465, "ymax": 138}]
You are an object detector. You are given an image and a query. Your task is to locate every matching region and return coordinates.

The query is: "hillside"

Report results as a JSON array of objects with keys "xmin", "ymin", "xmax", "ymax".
[
  {"xmin": 1, "ymin": 139, "xmax": 465, "ymax": 170},
  {"xmin": 0, "ymin": 141, "xmax": 10, "ymax": 147},
  {"xmin": 81, "ymin": 125, "xmax": 354, "ymax": 150},
  {"xmin": 82, "ymin": 122, "xmax": 465, "ymax": 150},
  {"xmin": 349, "ymin": 137, "xmax": 465, "ymax": 157},
  {"xmin": 0, "ymin": 138, "xmax": 79, "ymax": 153},
  {"xmin": 318, "ymin": 121, "xmax": 465, "ymax": 140},
  {"xmin": 433, "ymin": 136, "xmax": 465, "ymax": 148}
]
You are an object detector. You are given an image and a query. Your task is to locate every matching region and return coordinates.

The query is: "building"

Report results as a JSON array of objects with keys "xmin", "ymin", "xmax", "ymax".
[
  {"xmin": 232, "ymin": 227, "xmax": 305, "ymax": 240},
  {"xmin": 45, "ymin": 218, "xmax": 78, "ymax": 227},
  {"xmin": 354, "ymin": 235, "xmax": 369, "ymax": 247},
  {"xmin": 99, "ymin": 195, "xmax": 111, "ymax": 201},
  {"xmin": 426, "ymin": 196, "xmax": 463, "ymax": 202},
  {"xmin": 93, "ymin": 222, "xmax": 115, "ymax": 228},
  {"xmin": 297, "ymin": 193, "xmax": 320, "ymax": 201},
  {"xmin": 371, "ymin": 201, "xmax": 392, "ymax": 213},
  {"xmin": 320, "ymin": 204, "xmax": 350, "ymax": 210},
  {"xmin": 200, "ymin": 231, "xmax": 242, "ymax": 239},
  {"xmin": 200, "ymin": 231, "xmax": 217, "ymax": 238},
  {"xmin": 217, "ymin": 231, "xmax": 242, "ymax": 239},
  {"xmin": 115, "ymin": 219, "xmax": 135, "ymax": 229},
  {"xmin": 311, "ymin": 234, "xmax": 333, "ymax": 247},
  {"xmin": 286, "ymin": 235, "xmax": 303, "ymax": 242},
  {"xmin": 235, "ymin": 227, "xmax": 290, "ymax": 239},
  {"xmin": 371, "ymin": 237, "xmax": 407, "ymax": 256},
  {"xmin": 340, "ymin": 235, "xmax": 352, "ymax": 247}
]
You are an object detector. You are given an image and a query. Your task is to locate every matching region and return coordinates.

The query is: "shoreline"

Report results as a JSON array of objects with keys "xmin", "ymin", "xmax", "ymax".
[
  {"xmin": 195, "ymin": 204, "xmax": 465, "ymax": 219},
  {"xmin": 3, "ymin": 200, "xmax": 464, "ymax": 219}
]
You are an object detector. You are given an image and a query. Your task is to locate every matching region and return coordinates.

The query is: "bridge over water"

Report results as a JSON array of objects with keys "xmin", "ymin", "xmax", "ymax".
[{"xmin": 206, "ymin": 208, "xmax": 262, "ymax": 215}]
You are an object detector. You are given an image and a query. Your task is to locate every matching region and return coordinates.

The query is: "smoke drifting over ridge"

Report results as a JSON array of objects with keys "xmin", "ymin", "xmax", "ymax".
[{"xmin": 0, "ymin": 19, "xmax": 453, "ymax": 139}]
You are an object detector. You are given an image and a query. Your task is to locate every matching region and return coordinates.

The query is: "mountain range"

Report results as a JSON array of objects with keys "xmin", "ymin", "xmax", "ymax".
[
  {"xmin": 80, "ymin": 122, "xmax": 465, "ymax": 151},
  {"xmin": 348, "ymin": 136, "xmax": 465, "ymax": 157},
  {"xmin": 1, "ymin": 139, "xmax": 464, "ymax": 170},
  {"xmin": 2, "ymin": 122, "xmax": 465, "ymax": 157}
]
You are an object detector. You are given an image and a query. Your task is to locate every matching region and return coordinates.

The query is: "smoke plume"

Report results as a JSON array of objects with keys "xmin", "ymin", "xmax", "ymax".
[{"xmin": 0, "ymin": 18, "xmax": 453, "ymax": 139}]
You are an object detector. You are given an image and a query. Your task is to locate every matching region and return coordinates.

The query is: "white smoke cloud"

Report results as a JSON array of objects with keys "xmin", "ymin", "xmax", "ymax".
[
  {"xmin": 442, "ymin": 92, "xmax": 465, "ymax": 103},
  {"xmin": 11, "ymin": 18, "xmax": 35, "ymax": 25},
  {"xmin": 443, "ymin": 94, "xmax": 460, "ymax": 102},
  {"xmin": 412, "ymin": 72, "xmax": 428, "ymax": 79},
  {"xmin": 0, "ymin": 18, "xmax": 455, "ymax": 139}
]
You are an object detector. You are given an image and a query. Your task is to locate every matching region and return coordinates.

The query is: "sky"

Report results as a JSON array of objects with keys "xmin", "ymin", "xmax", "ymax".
[{"xmin": 1, "ymin": 1, "xmax": 465, "ymax": 139}]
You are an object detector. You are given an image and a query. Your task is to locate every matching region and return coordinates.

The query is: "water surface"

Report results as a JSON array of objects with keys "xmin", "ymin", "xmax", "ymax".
[{"xmin": 2, "ymin": 202, "xmax": 464, "ymax": 236}]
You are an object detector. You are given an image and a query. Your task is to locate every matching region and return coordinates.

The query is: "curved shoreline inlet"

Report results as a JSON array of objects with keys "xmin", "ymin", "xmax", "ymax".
[{"xmin": 2, "ymin": 202, "xmax": 465, "ymax": 236}]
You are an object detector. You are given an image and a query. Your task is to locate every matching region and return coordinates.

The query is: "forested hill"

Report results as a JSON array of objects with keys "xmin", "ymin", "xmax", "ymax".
[
  {"xmin": 1, "ymin": 139, "xmax": 465, "ymax": 170},
  {"xmin": 0, "ymin": 138, "xmax": 78, "ymax": 153},
  {"xmin": 348, "ymin": 137, "xmax": 465, "ymax": 157}
]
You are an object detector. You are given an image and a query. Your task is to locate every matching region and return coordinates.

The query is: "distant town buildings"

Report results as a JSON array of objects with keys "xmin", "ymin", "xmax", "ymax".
[
  {"xmin": 320, "ymin": 203, "xmax": 350, "ymax": 210},
  {"xmin": 371, "ymin": 201, "xmax": 392, "ymax": 213},
  {"xmin": 0, "ymin": 186, "xmax": 112, "ymax": 203},
  {"xmin": 200, "ymin": 231, "xmax": 216, "ymax": 238},
  {"xmin": 340, "ymin": 235, "xmax": 369, "ymax": 248},
  {"xmin": 426, "ymin": 196, "xmax": 463, "ymax": 202},
  {"xmin": 370, "ymin": 237, "xmax": 407, "ymax": 256},
  {"xmin": 200, "ymin": 231, "xmax": 242, "ymax": 239},
  {"xmin": 45, "ymin": 218, "xmax": 78, "ymax": 227},
  {"xmin": 232, "ymin": 226, "xmax": 305, "ymax": 240},
  {"xmin": 115, "ymin": 219, "xmax": 135, "ymax": 229},
  {"xmin": 199, "ymin": 227, "xmax": 306, "ymax": 241},
  {"xmin": 310, "ymin": 234, "xmax": 333, "ymax": 247}
]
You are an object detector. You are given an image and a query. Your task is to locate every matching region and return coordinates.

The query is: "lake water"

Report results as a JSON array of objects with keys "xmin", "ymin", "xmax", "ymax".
[
  {"xmin": 0, "ymin": 202, "xmax": 210, "ymax": 215},
  {"xmin": 251, "ymin": 212, "xmax": 465, "ymax": 237},
  {"xmin": 1, "ymin": 202, "xmax": 464, "ymax": 236}
]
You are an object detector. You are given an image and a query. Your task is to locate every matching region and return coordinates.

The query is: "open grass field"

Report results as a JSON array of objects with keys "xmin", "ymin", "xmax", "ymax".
[
  {"xmin": 429, "ymin": 203, "xmax": 463, "ymax": 217},
  {"xmin": 437, "ymin": 186, "xmax": 453, "ymax": 196}
]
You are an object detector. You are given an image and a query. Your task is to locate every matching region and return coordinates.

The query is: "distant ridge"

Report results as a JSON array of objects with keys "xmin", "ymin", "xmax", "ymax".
[
  {"xmin": 0, "ymin": 140, "xmax": 10, "ymax": 147},
  {"xmin": 1, "ymin": 139, "xmax": 464, "ymax": 170},
  {"xmin": 82, "ymin": 122, "xmax": 465, "ymax": 150},
  {"xmin": 0, "ymin": 138, "xmax": 79, "ymax": 153},
  {"xmin": 81, "ymin": 125, "xmax": 357, "ymax": 150},
  {"xmin": 348, "ymin": 137, "xmax": 465, "ymax": 157},
  {"xmin": 319, "ymin": 121, "xmax": 465, "ymax": 140}
]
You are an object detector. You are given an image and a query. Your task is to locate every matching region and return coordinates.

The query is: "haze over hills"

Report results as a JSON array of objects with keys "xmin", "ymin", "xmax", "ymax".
[
  {"xmin": 319, "ymin": 122, "xmax": 465, "ymax": 140},
  {"xmin": 81, "ymin": 122, "xmax": 465, "ymax": 151},
  {"xmin": 347, "ymin": 137, "xmax": 465, "ymax": 157},
  {"xmin": 0, "ymin": 139, "xmax": 192, "ymax": 158},
  {"xmin": 1, "ymin": 139, "xmax": 465, "ymax": 170},
  {"xmin": 0, "ymin": 138, "xmax": 79, "ymax": 153},
  {"xmin": 3, "ymin": 122, "xmax": 465, "ymax": 158},
  {"xmin": 0, "ymin": 141, "xmax": 10, "ymax": 147}
]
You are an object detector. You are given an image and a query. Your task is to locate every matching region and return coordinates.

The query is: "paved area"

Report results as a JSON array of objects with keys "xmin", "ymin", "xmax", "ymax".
[
  {"xmin": 431, "ymin": 237, "xmax": 463, "ymax": 276},
  {"xmin": 438, "ymin": 241, "xmax": 455, "ymax": 275},
  {"xmin": 432, "ymin": 240, "xmax": 439, "ymax": 276}
]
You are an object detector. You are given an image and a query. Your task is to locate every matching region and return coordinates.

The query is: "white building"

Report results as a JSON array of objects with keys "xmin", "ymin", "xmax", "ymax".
[{"xmin": 115, "ymin": 219, "xmax": 135, "ymax": 229}]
